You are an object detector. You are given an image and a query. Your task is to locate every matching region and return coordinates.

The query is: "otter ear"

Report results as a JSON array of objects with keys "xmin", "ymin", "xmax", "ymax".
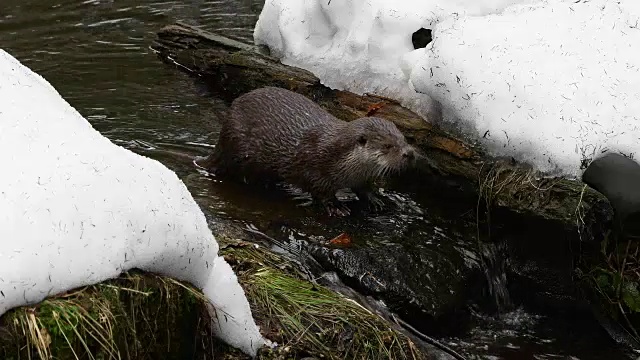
[{"xmin": 357, "ymin": 134, "xmax": 367, "ymax": 145}]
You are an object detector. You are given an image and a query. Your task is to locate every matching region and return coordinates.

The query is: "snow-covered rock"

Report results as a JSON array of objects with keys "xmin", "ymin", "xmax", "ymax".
[
  {"xmin": 0, "ymin": 49, "xmax": 264, "ymax": 356},
  {"xmin": 409, "ymin": 0, "xmax": 640, "ymax": 176},
  {"xmin": 255, "ymin": 0, "xmax": 640, "ymax": 177}
]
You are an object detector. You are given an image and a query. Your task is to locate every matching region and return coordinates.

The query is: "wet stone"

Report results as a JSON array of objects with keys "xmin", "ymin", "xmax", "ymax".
[{"xmin": 294, "ymin": 204, "xmax": 483, "ymax": 337}]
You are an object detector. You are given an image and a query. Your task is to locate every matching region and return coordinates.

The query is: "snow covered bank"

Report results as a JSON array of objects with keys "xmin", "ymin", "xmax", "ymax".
[
  {"xmin": 410, "ymin": 0, "xmax": 640, "ymax": 176},
  {"xmin": 254, "ymin": 0, "xmax": 538, "ymax": 120},
  {"xmin": 255, "ymin": 0, "xmax": 640, "ymax": 177},
  {"xmin": 0, "ymin": 49, "xmax": 264, "ymax": 356}
]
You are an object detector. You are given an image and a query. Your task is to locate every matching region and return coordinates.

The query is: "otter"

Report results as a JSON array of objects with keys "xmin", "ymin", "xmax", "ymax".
[{"xmin": 205, "ymin": 87, "xmax": 417, "ymax": 216}]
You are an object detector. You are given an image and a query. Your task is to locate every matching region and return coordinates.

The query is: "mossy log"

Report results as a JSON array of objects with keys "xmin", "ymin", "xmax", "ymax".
[{"xmin": 150, "ymin": 22, "xmax": 613, "ymax": 242}]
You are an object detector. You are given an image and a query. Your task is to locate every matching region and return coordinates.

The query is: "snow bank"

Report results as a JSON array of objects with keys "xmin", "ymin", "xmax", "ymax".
[
  {"xmin": 409, "ymin": 0, "xmax": 640, "ymax": 176},
  {"xmin": 256, "ymin": 0, "xmax": 640, "ymax": 177},
  {"xmin": 254, "ymin": 0, "xmax": 537, "ymax": 119},
  {"xmin": 0, "ymin": 49, "xmax": 264, "ymax": 356}
]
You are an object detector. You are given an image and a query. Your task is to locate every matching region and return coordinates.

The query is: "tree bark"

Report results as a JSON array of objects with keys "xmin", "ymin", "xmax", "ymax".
[{"xmin": 151, "ymin": 22, "xmax": 612, "ymax": 243}]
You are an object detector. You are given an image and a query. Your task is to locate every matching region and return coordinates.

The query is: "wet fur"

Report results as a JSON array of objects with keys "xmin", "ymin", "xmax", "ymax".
[{"xmin": 207, "ymin": 87, "xmax": 415, "ymax": 206}]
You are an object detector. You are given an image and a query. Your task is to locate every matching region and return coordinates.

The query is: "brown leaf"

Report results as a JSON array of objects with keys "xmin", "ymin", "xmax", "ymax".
[
  {"xmin": 366, "ymin": 101, "xmax": 387, "ymax": 116},
  {"xmin": 328, "ymin": 232, "xmax": 352, "ymax": 247}
]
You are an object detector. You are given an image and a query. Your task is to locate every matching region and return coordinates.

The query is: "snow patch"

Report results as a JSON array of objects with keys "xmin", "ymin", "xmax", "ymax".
[
  {"xmin": 255, "ymin": 0, "xmax": 640, "ymax": 177},
  {"xmin": 410, "ymin": 0, "xmax": 640, "ymax": 176},
  {"xmin": 0, "ymin": 49, "xmax": 265, "ymax": 356}
]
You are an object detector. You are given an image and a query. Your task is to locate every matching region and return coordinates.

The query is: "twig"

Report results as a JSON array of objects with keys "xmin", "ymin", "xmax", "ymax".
[{"xmin": 391, "ymin": 314, "xmax": 467, "ymax": 360}]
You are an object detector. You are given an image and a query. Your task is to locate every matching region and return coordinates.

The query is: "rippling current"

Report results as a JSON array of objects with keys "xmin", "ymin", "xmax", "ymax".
[
  {"xmin": 1, "ymin": 0, "xmax": 260, "ymax": 166},
  {"xmin": 0, "ymin": 1, "xmax": 633, "ymax": 359}
]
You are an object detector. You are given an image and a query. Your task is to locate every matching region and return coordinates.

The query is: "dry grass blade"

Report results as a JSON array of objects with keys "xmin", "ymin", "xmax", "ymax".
[{"xmin": 26, "ymin": 310, "xmax": 51, "ymax": 359}]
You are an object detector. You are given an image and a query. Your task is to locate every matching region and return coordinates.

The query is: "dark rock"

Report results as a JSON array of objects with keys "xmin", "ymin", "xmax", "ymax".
[
  {"xmin": 295, "ymin": 203, "xmax": 483, "ymax": 337},
  {"xmin": 305, "ymin": 243, "xmax": 477, "ymax": 336},
  {"xmin": 582, "ymin": 152, "xmax": 640, "ymax": 234},
  {"xmin": 412, "ymin": 28, "xmax": 433, "ymax": 49},
  {"xmin": 624, "ymin": 211, "xmax": 640, "ymax": 238}
]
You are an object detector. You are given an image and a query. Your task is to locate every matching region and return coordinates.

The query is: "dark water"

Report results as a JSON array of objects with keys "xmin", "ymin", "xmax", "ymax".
[{"xmin": 0, "ymin": 1, "xmax": 632, "ymax": 359}]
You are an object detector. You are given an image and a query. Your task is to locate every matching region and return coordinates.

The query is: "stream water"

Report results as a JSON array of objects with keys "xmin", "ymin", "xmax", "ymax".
[{"xmin": 0, "ymin": 1, "xmax": 632, "ymax": 359}]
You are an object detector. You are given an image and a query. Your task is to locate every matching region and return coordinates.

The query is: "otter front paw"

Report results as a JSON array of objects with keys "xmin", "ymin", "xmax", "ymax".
[
  {"xmin": 323, "ymin": 200, "xmax": 351, "ymax": 217},
  {"xmin": 355, "ymin": 190, "xmax": 386, "ymax": 212}
]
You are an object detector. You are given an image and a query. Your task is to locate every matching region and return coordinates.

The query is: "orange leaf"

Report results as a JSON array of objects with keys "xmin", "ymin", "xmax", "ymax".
[
  {"xmin": 328, "ymin": 232, "xmax": 352, "ymax": 247},
  {"xmin": 366, "ymin": 102, "xmax": 386, "ymax": 116}
]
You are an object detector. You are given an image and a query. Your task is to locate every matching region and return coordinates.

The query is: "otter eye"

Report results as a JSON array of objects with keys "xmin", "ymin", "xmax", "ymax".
[
  {"xmin": 384, "ymin": 144, "xmax": 393, "ymax": 150},
  {"xmin": 357, "ymin": 135, "xmax": 367, "ymax": 145}
]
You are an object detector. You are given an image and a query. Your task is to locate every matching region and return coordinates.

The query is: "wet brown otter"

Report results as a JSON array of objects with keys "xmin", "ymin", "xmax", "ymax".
[{"xmin": 205, "ymin": 87, "xmax": 417, "ymax": 216}]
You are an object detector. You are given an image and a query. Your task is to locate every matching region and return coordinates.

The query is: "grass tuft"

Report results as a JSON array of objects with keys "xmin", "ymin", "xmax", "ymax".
[
  {"xmin": 220, "ymin": 239, "xmax": 425, "ymax": 360},
  {"xmin": 0, "ymin": 272, "xmax": 225, "ymax": 360},
  {"xmin": 579, "ymin": 233, "xmax": 640, "ymax": 346}
]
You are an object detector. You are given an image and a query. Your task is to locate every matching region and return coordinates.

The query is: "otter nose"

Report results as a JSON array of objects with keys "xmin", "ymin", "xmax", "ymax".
[{"xmin": 402, "ymin": 148, "xmax": 415, "ymax": 160}]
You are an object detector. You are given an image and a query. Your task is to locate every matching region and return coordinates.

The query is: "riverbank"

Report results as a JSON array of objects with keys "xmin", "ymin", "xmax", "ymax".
[{"xmin": 0, "ymin": 229, "xmax": 439, "ymax": 359}]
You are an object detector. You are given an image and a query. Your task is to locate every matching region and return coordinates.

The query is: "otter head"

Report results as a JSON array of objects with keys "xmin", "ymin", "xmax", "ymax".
[{"xmin": 344, "ymin": 117, "xmax": 416, "ymax": 181}]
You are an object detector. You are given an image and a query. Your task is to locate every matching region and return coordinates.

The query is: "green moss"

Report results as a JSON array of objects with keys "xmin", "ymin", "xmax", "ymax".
[
  {"xmin": 578, "ymin": 232, "xmax": 640, "ymax": 345},
  {"xmin": 0, "ymin": 272, "xmax": 234, "ymax": 360}
]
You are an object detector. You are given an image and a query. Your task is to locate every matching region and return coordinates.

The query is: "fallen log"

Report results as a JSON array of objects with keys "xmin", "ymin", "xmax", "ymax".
[{"xmin": 149, "ymin": 22, "xmax": 612, "ymax": 244}]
